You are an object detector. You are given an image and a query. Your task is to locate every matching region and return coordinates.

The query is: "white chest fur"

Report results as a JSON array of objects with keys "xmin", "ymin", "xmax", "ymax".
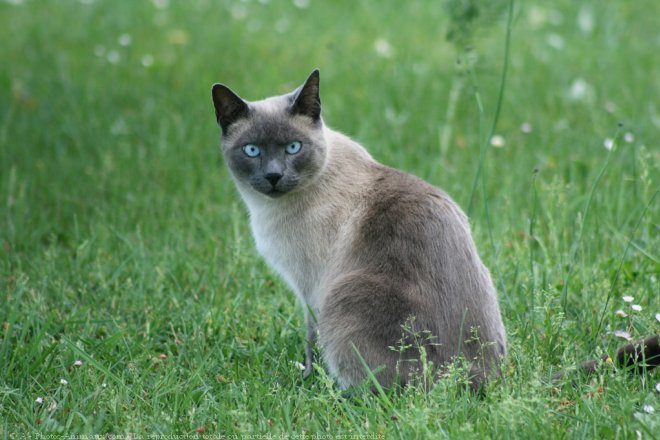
[{"xmin": 240, "ymin": 188, "xmax": 338, "ymax": 312}]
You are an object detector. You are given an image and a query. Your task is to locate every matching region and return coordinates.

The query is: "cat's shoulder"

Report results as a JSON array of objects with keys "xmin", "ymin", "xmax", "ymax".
[{"xmin": 361, "ymin": 163, "xmax": 467, "ymax": 227}]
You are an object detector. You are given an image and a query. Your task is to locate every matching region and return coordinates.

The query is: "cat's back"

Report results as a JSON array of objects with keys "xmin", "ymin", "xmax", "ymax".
[{"xmin": 351, "ymin": 163, "xmax": 474, "ymax": 269}]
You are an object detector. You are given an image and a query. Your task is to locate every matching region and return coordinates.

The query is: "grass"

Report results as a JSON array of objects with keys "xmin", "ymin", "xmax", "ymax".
[{"xmin": 1, "ymin": 0, "xmax": 659, "ymax": 436}]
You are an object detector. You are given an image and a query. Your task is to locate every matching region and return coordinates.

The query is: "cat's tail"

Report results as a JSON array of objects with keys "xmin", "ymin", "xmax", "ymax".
[{"xmin": 552, "ymin": 334, "xmax": 660, "ymax": 382}]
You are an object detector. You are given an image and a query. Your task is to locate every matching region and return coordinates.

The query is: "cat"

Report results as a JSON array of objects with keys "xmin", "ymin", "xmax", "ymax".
[
  {"xmin": 211, "ymin": 69, "xmax": 506, "ymax": 390},
  {"xmin": 210, "ymin": 70, "xmax": 660, "ymax": 390}
]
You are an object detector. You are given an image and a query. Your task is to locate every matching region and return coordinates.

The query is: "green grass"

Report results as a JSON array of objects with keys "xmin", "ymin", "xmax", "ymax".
[{"xmin": 1, "ymin": 0, "xmax": 659, "ymax": 436}]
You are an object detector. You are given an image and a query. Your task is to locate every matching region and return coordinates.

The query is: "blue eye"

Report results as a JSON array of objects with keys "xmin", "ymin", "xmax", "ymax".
[
  {"xmin": 285, "ymin": 141, "xmax": 302, "ymax": 155},
  {"xmin": 242, "ymin": 144, "xmax": 261, "ymax": 158}
]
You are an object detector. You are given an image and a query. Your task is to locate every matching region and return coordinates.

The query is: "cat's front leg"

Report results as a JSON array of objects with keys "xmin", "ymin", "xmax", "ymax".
[{"xmin": 304, "ymin": 309, "xmax": 317, "ymax": 379}]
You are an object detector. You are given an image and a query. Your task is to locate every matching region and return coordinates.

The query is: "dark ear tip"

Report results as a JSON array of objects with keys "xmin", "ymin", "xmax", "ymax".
[
  {"xmin": 211, "ymin": 84, "xmax": 221, "ymax": 101},
  {"xmin": 211, "ymin": 83, "xmax": 227, "ymax": 97}
]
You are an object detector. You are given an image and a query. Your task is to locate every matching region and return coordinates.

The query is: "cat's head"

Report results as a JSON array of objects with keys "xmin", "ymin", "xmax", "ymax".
[{"xmin": 211, "ymin": 70, "xmax": 327, "ymax": 199}]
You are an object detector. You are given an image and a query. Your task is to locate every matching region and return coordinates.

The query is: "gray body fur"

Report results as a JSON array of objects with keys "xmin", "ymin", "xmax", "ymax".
[{"xmin": 212, "ymin": 70, "xmax": 506, "ymax": 389}]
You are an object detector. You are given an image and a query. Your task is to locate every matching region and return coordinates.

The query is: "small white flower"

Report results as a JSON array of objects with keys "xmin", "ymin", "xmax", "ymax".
[
  {"xmin": 614, "ymin": 330, "xmax": 632, "ymax": 341},
  {"xmin": 622, "ymin": 295, "xmax": 634, "ymax": 303},
  {"xmin": 374, "ymin": 38, "xmax": 394, "ymax": 59},
  {"xmin": 655, "ymin": 383, "xmax": 660, "ymax": 393},
  {"xmin": 106, "ymin": 50, "xmax": 120, "ymax": 64},
  {"xmin": 294, "ymin": 361, "xmax": 305, "ymax": 371},
  {"xmin": 528, "ymin": 7, "xmax": 546, "ymax": 29},
  {"xmin": 624, "ymin": 132, "xmax": 634, "ymax": 143},
  {"xmin": 102, "ymin": 382, "xmax": 107, "ymax": 388},
  {"xmin": 642, "ymin": 404, "xmax": 654, "ymax": 414},
  {"xmin": 568, "ymin": 78, "xmax": 591, "ymax": 101},
  {"xmin": 546, "ymin": 34, "xmax": 565, "ymax": 50},
  {"xmin": 577, "ymin": 7, "xmax": 594, "ymax": 34},
  {"xmin": 60, "ymin": 378, "xmax": 68, "ymax": 385},
  {"xmin": 35, "ymin": 397, "xmax": 43, "ymax": 404},
  {"xmin": 141, "ymin": 54, "xmax": 154, "ymax": 67},
  {"xmin": 655, "ymin": 313, "xmax": 660, "ymax": 323},
  {"xmin": 615, "ymin": 309, "xmax": 628, "ymax": 317},
  {"xmin": 292, "ymin": 0, "xmax": 310, "ymax": 9},
  {"xmin": 73, "ymin": 359, "xmax": 83, "ymax": 367},
  {"xmin": 490, "ymin": 135, "xmax": 505, "ymax": 148},
  {"xmin": 520, "ymin": 122, "xmax": 532, "ymax": 134},
  {"xmin": 631, "ymin": 304, "xmax": 642, "ymax": 312},
  {"xmin": 603, "ymin": 138, "xmax": 614, "ymax": 151},
  {"xmin": 118, "ymin": 33, "xmax": 132, "ymax": 47}
]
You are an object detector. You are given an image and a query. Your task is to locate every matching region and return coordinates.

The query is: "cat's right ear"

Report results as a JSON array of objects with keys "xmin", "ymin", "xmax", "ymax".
[{"xmin": 211, "ymin": 84, "xmax": 249, "ymax": 133}]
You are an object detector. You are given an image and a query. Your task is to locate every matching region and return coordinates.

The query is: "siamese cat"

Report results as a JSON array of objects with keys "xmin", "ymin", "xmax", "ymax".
[
  {"xmin": 211, "ymin": 69, "xmax": 505, "ymax": 389},
  {"xmin": 211, "ymin": 70, "xmax": 658, "ymax": 389}
]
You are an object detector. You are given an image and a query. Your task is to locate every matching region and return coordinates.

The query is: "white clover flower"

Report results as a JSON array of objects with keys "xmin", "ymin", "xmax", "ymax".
[
  {"xmin": 655, "ymin": 383, "xmax": 660, "ymax": 393},
  {"xmin": 624, "ymin": 132, "xmax": 635, "ymax": 143},
  {"xmin": 615, "ymin": 309, "xmax": 627, "ymax": 317},
  {"xmin": 118, "ymin": 33, "xmax": 132, "ymax": 47},
  {"xmin": 655, "ymin": 313, "xmax": 660, "ymax": 323},
  {"xmin": 35, "ymin": 397, "xmax": 43, "ymax": 404},
  {"xmin": 292, "ymin": 0, "xmax": 310, "ymax": 9},
  {"xmin": 642, "ymin": 405, "xmax": 654, "ymax": 414},
  {"xmin": 73, "ymin": 360, "xmax": 83, "ymax": 367},
  {"xmin": 614, "ymin": 330, "xmax": 632, "ymax": 341},
  {"xmin": 603, "ymin": 138, "xmax": 614, "ymax": 151},
  {"xmin": 631, "ymin": 304, "xmax": 642, "ymax": 312},
  {"xmin": 294, "ymin": 361, "xmax": 305, "ymax": 371},
  {"xmin": 60, "ymin": 378, "xmax": 68, "ymax": 385},
  {"xmin": 106, "ymin": 50, "xmax": 120, "ymax": 64},
  {"xmin": 577, "ymin": 7, "xmax": 594, "ymax": 34},
  {"xmin": 622, "ymin": 296, "xmax": 634, "ymax": 303},
  {"xmin": 546, "ymin": 34, "xmax": 565, "ymax": 50},
  {"xmin": 568, "ymin": 78, "xmax": 592, "ymax": 102},
  {"xmin": 490, "ymin": 135, "xmax": 505, "ymax": 148},
  {"xmin": 374, "ymin": 38, "xmax": 394, "ymax": 59},
  {"xmin": 141, "ymin": 55, "xmax": 154, "ymax": 67}
]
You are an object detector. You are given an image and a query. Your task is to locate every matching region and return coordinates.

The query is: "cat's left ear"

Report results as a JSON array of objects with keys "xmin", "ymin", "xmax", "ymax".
[{"xmin": 291, "ymin": 69, "xmax": 321, "ymax": 121}]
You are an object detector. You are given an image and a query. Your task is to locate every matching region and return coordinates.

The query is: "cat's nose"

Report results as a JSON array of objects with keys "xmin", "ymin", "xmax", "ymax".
[{"xmin": 265, "ymin": 172, "xmax": 283, "ymax": 187}]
